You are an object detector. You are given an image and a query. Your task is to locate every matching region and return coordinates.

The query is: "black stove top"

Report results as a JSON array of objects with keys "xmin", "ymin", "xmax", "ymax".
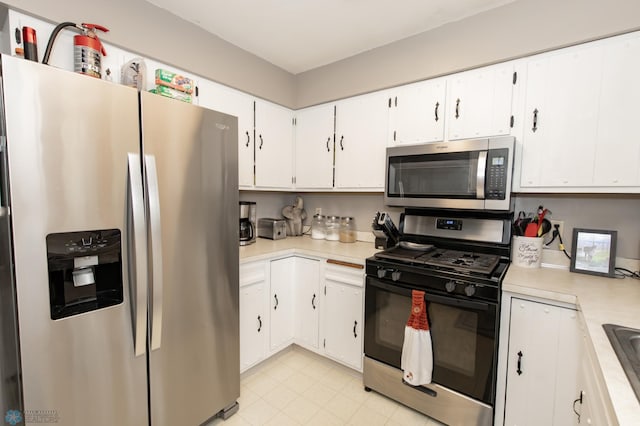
[{"xmin": 375, "ymin": 245, "xmax": 501, "ymax": 275}]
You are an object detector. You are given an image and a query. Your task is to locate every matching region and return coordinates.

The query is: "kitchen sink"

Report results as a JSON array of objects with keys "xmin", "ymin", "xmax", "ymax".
[{"xmin": 603, "ymin": 324, "xmax": 640, "ymax": 401}]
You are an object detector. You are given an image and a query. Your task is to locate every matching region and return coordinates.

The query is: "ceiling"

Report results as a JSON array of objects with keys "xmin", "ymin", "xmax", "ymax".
[{"xmin": 145, "ymin": 0, "xmax": 517, "ymax": 74}]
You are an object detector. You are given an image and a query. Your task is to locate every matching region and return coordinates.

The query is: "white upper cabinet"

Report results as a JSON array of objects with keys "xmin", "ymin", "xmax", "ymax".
[
  {"xmin": 446, "ymin": 63, "xmax": 515, "ymax": 141},
  {"xmin": 593, "ymin": 34, "xmax": 640, "ymax": 187},
  {"xmin": 519, "ymin": 44, "xmax": 603, "ymax": 188},
  {"xmin": 334, "ymin": 90, "xmax": 390, "ymax": 190},
  {"xmin": 198, "ymin": 80, "xmax": 255, "ymax": 188},
  {"xmin": 294, "ymin": 104, "xmax": 335, "ymax": 189},
  {"xmin": 255, "ymin": 100, "xmax": 294, "ymax": 189},
  {"xmin": 518, "ymin": 31, "xmax": 640, "ymax": 191},
  {"xmin": 388, "ymin": 78, "xmax": 446, "ymax": 145}
]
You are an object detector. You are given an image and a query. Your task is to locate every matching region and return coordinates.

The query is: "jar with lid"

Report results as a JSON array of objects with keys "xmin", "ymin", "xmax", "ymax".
[
  {"xmin": 324, "ymin": 215, "xmax": 340, "ymax": 241},
  {"xmin": 339, "ymin": 216, "xmax": 357, "ymax": 243},
  {"xmin": 311, "ymin": 214, "xmax": 326, "ymax": 239}
]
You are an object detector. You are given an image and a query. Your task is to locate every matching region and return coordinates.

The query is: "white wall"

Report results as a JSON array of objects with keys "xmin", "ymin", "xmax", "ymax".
[
  {"xmin": 241, "ymin": 191, "xmax": 640, "ymax": 260},
  {"xmin": 295, "ymin": 0, "xmax": 640, "ymax": 108},
  {"xmin": 0, "ymin": 0, "xmax": 296, "ymax": 106}
]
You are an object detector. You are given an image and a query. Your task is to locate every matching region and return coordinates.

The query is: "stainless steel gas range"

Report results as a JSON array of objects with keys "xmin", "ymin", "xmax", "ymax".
[{"xmin": 363, "ymin": 208, "xmax": 513, "ymax": 426}]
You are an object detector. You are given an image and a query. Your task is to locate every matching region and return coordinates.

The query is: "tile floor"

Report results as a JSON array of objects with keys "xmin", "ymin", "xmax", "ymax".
[{"xmin": 210, "ymin": 345, "xmax": 445, "ymax": 426}]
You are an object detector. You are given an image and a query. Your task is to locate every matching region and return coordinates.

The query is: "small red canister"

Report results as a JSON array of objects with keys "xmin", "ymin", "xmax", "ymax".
[{"xmin": 22, "ymin": 26, "xmax": 38, "ymax": 62}]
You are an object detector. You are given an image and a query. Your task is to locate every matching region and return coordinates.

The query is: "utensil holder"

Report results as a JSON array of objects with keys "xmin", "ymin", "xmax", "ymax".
[{"xmin": 512, "ymin": 236, "xmax": 543, "ymax": 268}]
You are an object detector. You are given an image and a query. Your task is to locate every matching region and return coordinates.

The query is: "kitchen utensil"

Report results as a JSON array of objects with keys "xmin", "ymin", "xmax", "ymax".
[
  {"xmin": 524, "ymin": 221, "xmax": 539, "ymax": 237},
  {"xmin": 539, "ymin": 218, "xmax": 552, "ymax": 237},
  {"xmin": 536, "ymin": 207, "xmax": 548, "ymax": 237}
]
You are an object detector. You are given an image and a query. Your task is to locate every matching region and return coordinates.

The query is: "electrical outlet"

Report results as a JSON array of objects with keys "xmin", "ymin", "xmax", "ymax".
[{"xmin": 550, "ymin": 220, "xmax": 564, "ymax": 243}]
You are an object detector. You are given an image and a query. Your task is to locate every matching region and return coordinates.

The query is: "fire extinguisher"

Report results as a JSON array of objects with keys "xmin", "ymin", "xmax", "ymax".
[
  {"xmin": 42, "ymin": 22, "xmax": 109, "ymax": 79},
  {"xmin": 73, "ymin": 24, "xmax": 109, "ymax": 78}
]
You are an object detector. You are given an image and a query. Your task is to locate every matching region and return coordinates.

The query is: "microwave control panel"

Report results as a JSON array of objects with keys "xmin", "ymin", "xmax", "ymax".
[{"xmin": 486, "ymin": 148, "xmax": 509, "ymax": 200}]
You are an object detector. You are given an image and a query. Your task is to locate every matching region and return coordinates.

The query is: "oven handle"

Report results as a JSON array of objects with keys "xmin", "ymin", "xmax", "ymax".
[{"xmin": 367, "ymin": 277, "xmax": 491, "ymax": 311}]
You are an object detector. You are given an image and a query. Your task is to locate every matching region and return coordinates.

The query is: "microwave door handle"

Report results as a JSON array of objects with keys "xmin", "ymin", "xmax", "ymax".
[{"xmin": 476, "ymin": 151, "xmax": 487, "ymax": 199}]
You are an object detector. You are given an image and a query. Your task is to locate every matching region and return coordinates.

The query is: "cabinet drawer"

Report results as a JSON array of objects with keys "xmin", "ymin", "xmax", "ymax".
[
  {"xmin": 325, "ymin": 259, "xmax": 364, "ymax": 287},
  {"xmin": 240, "ymin": 260, "xmax": 266, "ymax": 287}
]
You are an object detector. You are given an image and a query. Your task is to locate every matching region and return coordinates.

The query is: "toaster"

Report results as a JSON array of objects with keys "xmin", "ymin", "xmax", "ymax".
[{"xmin": 257, "ymin": 218, "xmax": 287, "ymax": 240}]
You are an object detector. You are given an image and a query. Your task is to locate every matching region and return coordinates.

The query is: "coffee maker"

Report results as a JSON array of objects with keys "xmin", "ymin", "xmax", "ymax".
[{"xmin": 239, "ymin": 201, "xmax": 256, "ymax": 246}]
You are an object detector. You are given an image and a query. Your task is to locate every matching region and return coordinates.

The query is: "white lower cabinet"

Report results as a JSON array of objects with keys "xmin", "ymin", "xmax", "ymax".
[
  {"xmin": 294, "ymin": 257, "xmax": 321, "ymax": 350},
  {"xmin": 270, "ymin": 257, "xmax": 295, "ymax": 351},
  {"xmin": 500, "ymin": 296, "xmax": 581, "ymax": 426},
  {"xmin": 321, "ymin": 260, "xmax": 365, "ymax": 371},
  {"xmin": 239, "ymin": 260, "xmax": 268, "ymax": 372},
  {"xmin": 574, "ymin": 324, "xmax": 617, "ymax": 425},
  {"xmin": 240, "ymin": 255, "xmax": 365, "ymax": 373}
]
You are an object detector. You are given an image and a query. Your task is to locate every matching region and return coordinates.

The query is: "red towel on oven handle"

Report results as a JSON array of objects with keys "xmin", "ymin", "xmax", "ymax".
[{"xmin": 401, "ymin": 289, "xmax": 433, "ymax": 386}]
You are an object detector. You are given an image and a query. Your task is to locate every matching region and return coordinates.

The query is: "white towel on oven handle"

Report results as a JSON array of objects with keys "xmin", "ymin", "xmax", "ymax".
[{"xmin": 401, "ymin": 326, "xmax": 433, "ymax": 386}]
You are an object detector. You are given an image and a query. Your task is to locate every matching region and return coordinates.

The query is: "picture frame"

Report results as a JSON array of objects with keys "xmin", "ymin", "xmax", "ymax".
[{"xmin": 570, "ymin": 228, "xmax": 617, "ymax": 277}]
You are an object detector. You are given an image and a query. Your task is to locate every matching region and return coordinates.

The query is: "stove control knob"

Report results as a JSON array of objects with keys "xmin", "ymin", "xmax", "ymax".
[
  {"xmin": 464, "ymin": 284, "xmax": 476, "ymax": 297},
  {"xmin": 445, "ymin": 281, "xmax": 456, "ymax": 293},
  {"xmin": 377, "ymin": 268, "xmax": 387, "ymax": 279},
  {"xmin": 391, "ymin": 271, "xmax": 401, "ymax": 282}
]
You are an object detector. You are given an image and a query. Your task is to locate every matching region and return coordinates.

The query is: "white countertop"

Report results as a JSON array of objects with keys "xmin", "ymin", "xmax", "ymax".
[
  {"xmin": 504, "ymin": 264, "xmax": 640, "ymax": 426},
  {"xmin": 239, "ymin": 235, "xmax": 380, "ymax": 264}
]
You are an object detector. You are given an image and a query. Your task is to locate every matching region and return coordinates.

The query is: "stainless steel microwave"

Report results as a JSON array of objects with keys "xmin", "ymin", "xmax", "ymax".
[{"xmin": 385, "ymin": 136, "xmax": 515, "ymax": 211}]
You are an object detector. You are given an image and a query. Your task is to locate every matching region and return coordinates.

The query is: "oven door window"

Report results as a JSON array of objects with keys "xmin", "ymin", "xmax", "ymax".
[
  {"xmin": 387, "ymin": 151, "xmax": 481, "ymax": 199},
  {"xmin": 364, "ymin": 277, "xmax": 497, "ymax": 405}
]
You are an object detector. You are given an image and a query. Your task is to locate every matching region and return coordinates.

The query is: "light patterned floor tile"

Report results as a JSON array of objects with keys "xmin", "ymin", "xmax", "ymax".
[
  {"xmin": 318, "ymin": 367, "xmax": 355, "ymax": 392},
  {"xmin": 238, "ymin": 385, "xmax": 260, "ymax": 408},
  {"xmin": 281, "ymin": 395, "xmax": 321, "ymax": 424},
  {"xmin": 348, "ymin": 404, "xmax": 389, "ymax": 426},
  {"xmin": 263, "ymin": 411, "xmax": 301, "ymax": 426},
  {"xmin": 306, "ymin": 408, "xmax": 345, "ymax": 426},
  {"xmin": 261, "ymin": 359, "xmax": 298, "ymax": 383},
  {"xmin": 242, "ymin": 371, "xmax": 281, "ymax": 397},
  {"xmin": 388, "ymin": 403, "xmax": 431, "ymax": 425},
  {"xmin": 282, "ymin": 370, "xmax": 316, "ymax": 394},
  {"xmin": 363, "ymin": 390, "xmax": 403, "ymax": 417},
  {"xmin": 302, "ymin": 381, "xmax": 339, "ymax": 407},
  {"xmin": 237, "ymin": 398, "xmax": 279, "ymax": 425},
  {"xmin": 262, "ymin": 382, "xmax": 300, "ymax": 410},
  {"xmin": 323, "ymin": 393, "xmax": 362, "ymax": 422},
  {"xmin": 239, "ymin": 346, "xmax": 449, "ymax": 426},
  {"xmin": 339, "ymin": 377, "xmax": 371, "ymax": 404},
  {"xmin": 302, "ymin": 358, "xmax": 335, "ymax": 380}
]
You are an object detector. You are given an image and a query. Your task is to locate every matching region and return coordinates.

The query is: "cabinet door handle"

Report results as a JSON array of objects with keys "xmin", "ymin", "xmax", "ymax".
[
  {"xmin": 353, "ymin": 320, "xmax": 358, "ymax": 338},
  {"xmin": 312, "ymin": 293, "xmax": 316, "ymax": 310},
  {"xmin": 245, "ymin": 131, "xmax": 250, "ymax": 147},
  {"xmin": 339, "ymin": 135, "xmax": 344, "ymax": 150},
  {"xmin": 455, "ymin": 98, "xmax": 460, "ymax": 119},
  {"xmin": 532, "ymin": 109, "xmax": 539, "ymax": 132},
  {"xmin": 257, "ymin": 315, "xmax": 262, "ymax": 332},
  {"xmin": 273, "ymin": 294, "xmax": 278, "ymax": 310},
  {"xmin": 259, "ymin": 134, "xmax": 264, "ymax": 150},
  {"xmin": 394, "ymin": 96, "xmax": 397, "ymax": 107},
  {"xmin": 516, "ymin": 351, "xmax": 523, "ymax": 375},
  {"xmin": 435, "ymin": 102, "xmax": 439, "ymax": 122},
  {"xmin": 326, "ymin": 137, "xmax": 331, "ymax": 152},
  {"xmin": 573, "ymin": 390, "xmax": 583, "ymax": 423}
]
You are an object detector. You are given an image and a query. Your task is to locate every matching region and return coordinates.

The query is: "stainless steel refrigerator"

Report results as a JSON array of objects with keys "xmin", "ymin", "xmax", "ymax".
[{"xmin": 0, "ymin": 54, "xmax": 239, "ymax": 426}]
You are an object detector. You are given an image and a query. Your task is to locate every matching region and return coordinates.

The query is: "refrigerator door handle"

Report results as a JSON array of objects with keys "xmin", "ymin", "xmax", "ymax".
[
  {"xmin": 128, "ymin": 153, "xmax": 148, "ymax": 357},
  {"xmin": 145, "ymin": 154, "xmax": 164, "ymax": 351}
]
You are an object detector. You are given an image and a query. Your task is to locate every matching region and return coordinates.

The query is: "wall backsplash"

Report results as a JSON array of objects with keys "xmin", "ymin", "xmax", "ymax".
[{"xmin": 240, "ymin": 191, "xmax": 640, "ymax": 260}]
